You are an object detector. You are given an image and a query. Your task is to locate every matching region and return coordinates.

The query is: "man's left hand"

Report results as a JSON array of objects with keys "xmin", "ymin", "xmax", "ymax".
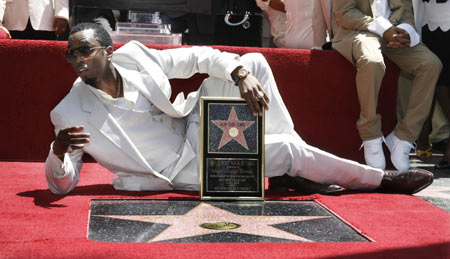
[
  {"xmin": 238, "ymin": 74, "xmax": 269, "ymax": 117},
  {"xmin": 53, "ymin": 18, "xmax": 68, "ymax": 35}
]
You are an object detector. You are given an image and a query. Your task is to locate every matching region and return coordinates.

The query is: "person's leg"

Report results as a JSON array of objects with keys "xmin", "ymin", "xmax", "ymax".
[
  {"xmin": 383, "ymin": 44, "xmax": 442, "ymax": 142},
  {"xmin": 352, "ymin": 33, "xmax": 386, "ymax": 141},
  {"xmin": 435, "ymin": 86, "xmax": 450, "ymax": 164},
  {"xmin": 264, "ymin": 133, "xmax": 384, "ymax": 190},
  {"xmin": 422, "ymin": 25, "xmax": 450, "ymax": 168},
  {"xmin": 348, "ymin": 33, "xmax": 387, "ymax": 169},
  {"xmin": 416, "ymin": 102, "xmax": 434, "ymax": 159},
  {"xmin": 200, "ymin": 52, "xmax": 383, "ymax": 190},
  {"xmin": 430, "ymin": 103, "xmax": 449, "ymax": 147},
  {"xmin": 397, "ymin": 71, "xmax": 434, "ymax": 159},
  {"xmin": 383, "ymin": 43, "xmax": 441, "ymax": 170},
  {"xmin": 396, "ymin": 71, "xmax": 413, "ymax": 121}
]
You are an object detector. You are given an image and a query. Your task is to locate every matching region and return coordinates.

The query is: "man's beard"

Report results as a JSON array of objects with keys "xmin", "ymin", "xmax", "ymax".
[{"xmin": 83, "ymin": 77, "xmax": 97, "ymax": 87}]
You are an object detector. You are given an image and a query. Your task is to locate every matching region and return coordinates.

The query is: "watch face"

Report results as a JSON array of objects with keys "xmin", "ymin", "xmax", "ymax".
[{"xmin": 238, "ymin": 68, "xmax": 249, "ymax": 78}]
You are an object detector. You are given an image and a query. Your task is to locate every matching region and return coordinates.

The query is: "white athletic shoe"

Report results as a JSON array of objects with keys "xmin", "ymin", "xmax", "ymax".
[
  {"xmin": 385, "ymin": 132, "xmax": 414, "ymax": 171},
  {"xmin": 361, "ymin": 137, "xmax": 386, "ymax": 169}
]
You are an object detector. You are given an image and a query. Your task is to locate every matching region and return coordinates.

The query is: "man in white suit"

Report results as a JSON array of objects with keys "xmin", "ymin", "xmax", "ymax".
[
  {"xmin": 45, "ymin": 22, "xmax": 433, "ymax": 195},
  {"xmin": 0, "ymin": 0, "xmax": 68, "ymax": 40}
]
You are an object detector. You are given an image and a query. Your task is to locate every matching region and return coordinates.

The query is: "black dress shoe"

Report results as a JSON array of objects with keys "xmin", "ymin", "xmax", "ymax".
[
  {"xmin": 380, "ymin": 169, "xmax": 434, "ymax": 194},
  {"xmin": 268, "ymin": 174, "xmax": 343, "ymax": 194}
]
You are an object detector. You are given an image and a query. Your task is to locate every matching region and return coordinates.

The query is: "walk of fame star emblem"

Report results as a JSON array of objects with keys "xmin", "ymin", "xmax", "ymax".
[
  {"xmin": 88, "ymin": 200, "xmax": 370, "ymax": 243},
  {"xmin": 207, "ymin": 102, "xmax": 259, "ymax": 154},
  {"xmin": 212, "ymin": 106, "xmax": 255, "ymax": 150}
]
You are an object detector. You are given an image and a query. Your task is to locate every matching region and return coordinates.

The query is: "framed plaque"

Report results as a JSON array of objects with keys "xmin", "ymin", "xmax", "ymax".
[{"xmin": 200, "ymin": 97, "xmax": 265, "ymax": 200}]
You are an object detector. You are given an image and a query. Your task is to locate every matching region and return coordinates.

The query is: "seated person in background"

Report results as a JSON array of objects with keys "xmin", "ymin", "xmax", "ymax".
[
  {"xmin": 0, "ymin": 0, "xmax": 68, "ymax": 40},
  {"xmin": 256, "ymin": 0, "xmax": 335, "ymax": 49},
  {"xmin": 332, "ymin": 0, "xmax": 442, "ymax": 171},
  {"xmin": 255, "ymin": 0, "xmax": 287, "ymax": 48},
  {"xmin": 46, "ymin": 22, "xmax": 433, "ymax": 196},
  {"xmin": 283, "ymin": 0, "xmax": 332, "ymax": 49}
]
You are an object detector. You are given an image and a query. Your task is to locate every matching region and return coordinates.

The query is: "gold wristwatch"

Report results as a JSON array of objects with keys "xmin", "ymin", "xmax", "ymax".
[{"xmin": 232, "ymin": 67, "xmax": 250, "ymax": 86}]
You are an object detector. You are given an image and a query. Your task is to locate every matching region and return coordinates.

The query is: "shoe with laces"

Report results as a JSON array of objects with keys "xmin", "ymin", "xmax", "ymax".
[
  {"xmin": 385, "ymin": 132, "xmax": 414, "ymax": 171},
  {"xmin": 361, "ymin": 137, "xmax": 386, "ymax": 169}
]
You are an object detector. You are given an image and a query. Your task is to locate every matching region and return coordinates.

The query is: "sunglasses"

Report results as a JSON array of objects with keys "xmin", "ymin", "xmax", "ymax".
[{"xmin": 66, "ymin": 46, "xmax": 106, "ymax": 62}]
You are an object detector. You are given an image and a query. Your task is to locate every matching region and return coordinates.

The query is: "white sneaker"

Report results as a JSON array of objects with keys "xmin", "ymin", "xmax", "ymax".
[
  {"xmin": 385, "ymin": 132, "xmax": 414, "ymax": 171},
  {"xmin": 360, "ymin": 137, "xmax": 386, "ymax": 169}
]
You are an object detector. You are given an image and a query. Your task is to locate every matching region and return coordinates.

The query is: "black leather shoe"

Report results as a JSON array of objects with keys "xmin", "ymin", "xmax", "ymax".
[
  {"xmin": 268, "ymin": 174, "xmax": 343, "ymax": 194},
  {"xmin": 380, "ymin": 169, "xmax": 434, "ymax": 194}
]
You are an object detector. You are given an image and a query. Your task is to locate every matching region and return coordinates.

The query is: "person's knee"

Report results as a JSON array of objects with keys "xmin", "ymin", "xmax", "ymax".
[
  {"xmin": 242, "ymin": 52, "xmax": 266, "ymax": 63},
  {"xmin": 356, "ymin": 55, "xmax": 386, "ymax": 73},
  {"xmin": 241, "ymin": 52, "xmax": 270, "ymax": 72},
  {"xmin": 425, "ymin": 53, "xmax": 443, "ymax": 74}
]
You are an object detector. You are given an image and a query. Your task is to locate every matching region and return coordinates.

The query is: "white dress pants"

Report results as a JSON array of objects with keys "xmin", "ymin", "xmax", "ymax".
[{"xmin": 174, "ymin": 53, "xmax": 384, "ymax": 191}]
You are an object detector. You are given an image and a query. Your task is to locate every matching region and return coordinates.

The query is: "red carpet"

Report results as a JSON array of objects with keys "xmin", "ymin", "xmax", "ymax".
[{"xmin": 1, "ymin": 162, "xmax": 449, "ymax": 258}]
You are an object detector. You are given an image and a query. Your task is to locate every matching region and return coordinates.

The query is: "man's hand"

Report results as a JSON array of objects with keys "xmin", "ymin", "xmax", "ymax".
[
  {"xmin": 53, "ymin": 18, "xmax": 68, "ymax": 36},
  {"xmin": 383, "ymin": 26, "xmax": 410, "ymax": 48},
  {"xmin": 238, "ymin": 74, "xmax": 269, "ymax": 117},
  {"xmin": 53, "ymin": 126, "xmax": 90, "ymax": 157}
]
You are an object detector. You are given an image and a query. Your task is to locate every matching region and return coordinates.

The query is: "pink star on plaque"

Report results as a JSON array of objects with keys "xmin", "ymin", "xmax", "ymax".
[
  {"xmin": 212, "ymin": 107, "xmax": 255, "ymax": 150},
  {"xmin": 98, "ymin": 202, "xmax": 330, "ymax": 242}
]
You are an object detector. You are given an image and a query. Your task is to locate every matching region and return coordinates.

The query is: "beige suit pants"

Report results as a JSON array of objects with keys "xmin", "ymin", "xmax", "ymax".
[
  {"xmin": 351, "ymin": 32, "xmax": 442, "ymax": 142},
  {"xmin": 397, "ymin": 72, "xmax": 449, "ymax": 143}
]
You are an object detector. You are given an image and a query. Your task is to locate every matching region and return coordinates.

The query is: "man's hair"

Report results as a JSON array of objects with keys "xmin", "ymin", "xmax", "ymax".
[{"xmin": 70, "ymin": 22, "xmax": 113, "ymax": 47}]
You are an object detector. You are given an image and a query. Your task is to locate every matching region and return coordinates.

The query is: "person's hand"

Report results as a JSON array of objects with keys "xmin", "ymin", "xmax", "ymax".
[
  {"xmin": 238, "ymin": 74, "xmax": 270, "ymax": 117},
  {"xmin": 0, "ymin": 25, "xmax": 11, "ymax": 39},
  {"xmin": 53, "ymin": 126, "xmax": 90, "ymax": 157},
  {"xmin": 53, "ymin": 18, "xmax": 68, "ymax": 36},
  {"xmin": 383, "ymin": 26, "xmax": 410, "ymax": 48}
]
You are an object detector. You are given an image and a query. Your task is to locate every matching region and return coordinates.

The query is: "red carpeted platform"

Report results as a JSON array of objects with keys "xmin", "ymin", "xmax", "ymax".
[
  {"xmin": 1, "ymin": 39, "xmax": 448, "ymax": 258},
  {"xmin": 0, "ymin": 39, "xmax": 399, "ymax": 163},
  {"xmin": 1, "ymin": 162, "xmax": 449, "ymax": 258}
]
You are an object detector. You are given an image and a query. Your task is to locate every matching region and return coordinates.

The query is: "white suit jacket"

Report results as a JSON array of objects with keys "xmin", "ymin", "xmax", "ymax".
[
  {"xmin": 45, "ymin": 41, "xmax": 241, "ymax": 194},
  {"xmin": 0, "ymin": 0, "xmax": 68, "ymax": 31}
]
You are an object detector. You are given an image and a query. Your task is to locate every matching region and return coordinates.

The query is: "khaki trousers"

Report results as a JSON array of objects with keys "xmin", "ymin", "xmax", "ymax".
[
  {"xmin": 397, "ymin": 72, "xmax": 449, "ymax": 143},
  {"xmin": 351, "ymin": 32, "xmax": 442, "ymax": 142}
]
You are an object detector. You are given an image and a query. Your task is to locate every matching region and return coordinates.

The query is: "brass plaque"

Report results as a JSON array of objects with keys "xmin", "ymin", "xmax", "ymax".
[
  {"xmin": 200, "ymin": 97, "xmax": 265, "ymax": 200},
  {"xmin": 199, "ymin": 222, "xmax": 241, "ymax": 230}
]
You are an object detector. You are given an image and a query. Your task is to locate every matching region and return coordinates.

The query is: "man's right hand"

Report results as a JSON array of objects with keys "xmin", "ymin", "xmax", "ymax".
[
  {"xmin": 383, "ymin": 26, "xmax": 410, "ymax": 48},
  {"xmin": 53, "ymin": 126, "xmax": 90, "ymax": 157}
]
